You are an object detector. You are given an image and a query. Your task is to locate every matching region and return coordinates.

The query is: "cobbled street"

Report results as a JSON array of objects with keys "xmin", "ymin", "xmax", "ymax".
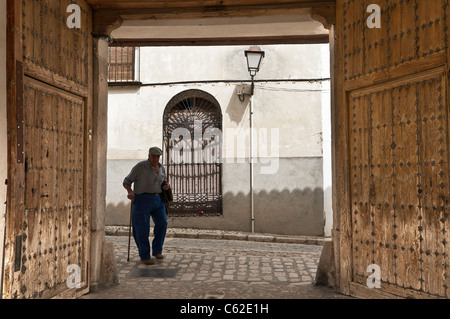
[{"xmin": 80, "ymin": 234, "xmax": 351, "ymax": 299}]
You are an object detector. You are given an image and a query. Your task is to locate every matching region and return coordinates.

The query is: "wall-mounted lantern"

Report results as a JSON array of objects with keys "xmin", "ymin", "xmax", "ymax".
[{"xmin": 238, "ymin": 45, "xmax": 265, "ymax": 101}]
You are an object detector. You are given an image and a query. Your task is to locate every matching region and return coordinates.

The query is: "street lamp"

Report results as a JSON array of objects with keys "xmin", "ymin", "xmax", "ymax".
[
  {"xmin": 245, "ymin": 45, "xmax": 265, "ymax": 77},
  {"xmin": 244, "ymin": 45, "xmax": 265, "ymax": 96},
  {"xmin": 243, "ymin": 45, "xmax": 264, "ymax": 234}
]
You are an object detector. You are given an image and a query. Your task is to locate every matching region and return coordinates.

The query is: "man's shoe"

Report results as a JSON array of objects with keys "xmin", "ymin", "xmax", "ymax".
[
  {"xmin": 153, "ymin": 254, "xmax": 164, "ymax": 259},
  {"xmin": 142, "ymin": 258, "xmax": 155, "ymax": 265}
]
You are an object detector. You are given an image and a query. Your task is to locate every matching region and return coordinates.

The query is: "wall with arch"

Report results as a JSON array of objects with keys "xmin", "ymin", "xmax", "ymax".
[{"xmin": 106, "ymin": 44, "xmax": 330, "ymax": 236}]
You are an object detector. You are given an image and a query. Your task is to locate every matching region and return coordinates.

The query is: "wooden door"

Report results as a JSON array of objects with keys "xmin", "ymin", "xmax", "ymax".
[
  {"xmin": 3, "ymin": 0, "xmax": 92, "ymax": 299},
  {"xmin": 336, "ymin": 0, "xmax": 450, "ymax": 298}
]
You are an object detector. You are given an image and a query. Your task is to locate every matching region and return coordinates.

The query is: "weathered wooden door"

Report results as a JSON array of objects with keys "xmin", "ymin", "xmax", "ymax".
[
  {"xmin": 3, "ymin": 0, "xmax": 92, "ymax": 298},
  {"xmin": 336, "ymin": 0, "xmax": 450, "ymax": 298}
]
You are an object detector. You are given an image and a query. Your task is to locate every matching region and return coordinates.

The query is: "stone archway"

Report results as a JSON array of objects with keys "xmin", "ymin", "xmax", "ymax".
[{"xmin": 88, "ymin": 0, "xmax": 339, "ymax": 294}]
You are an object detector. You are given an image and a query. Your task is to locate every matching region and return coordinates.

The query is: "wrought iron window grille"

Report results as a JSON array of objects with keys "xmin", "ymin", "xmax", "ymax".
[{"xmin": 163, "ymin": 90, "xmax": 223, "ymax": 217}]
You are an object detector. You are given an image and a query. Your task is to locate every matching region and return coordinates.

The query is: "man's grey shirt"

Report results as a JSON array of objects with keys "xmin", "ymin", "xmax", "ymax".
[{"xmin": 123, "ymin": 160, "xmax": 166, "ymax": 194}]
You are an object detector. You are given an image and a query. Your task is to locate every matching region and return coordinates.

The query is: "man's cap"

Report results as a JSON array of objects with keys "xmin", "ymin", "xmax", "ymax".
[{"xmin": 149, "ymin": 147, "xmax": 163, "ymax": 156}]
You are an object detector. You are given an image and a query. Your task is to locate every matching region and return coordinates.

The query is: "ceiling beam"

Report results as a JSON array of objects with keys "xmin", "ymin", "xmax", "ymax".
[
  {"xmin": 109, "ymin": 34, "xmax": 329, "ymax": 47},
  {"xmin": 87, "ymin": 0, "xmax": 335, "ymax": 11},
  {"xmin": 310, "ymin": 4, "xmax": 336, "ymax": 30},
  {"xmin": 92, "ymin": 1, "xmax": 336, "ymax": 35}
]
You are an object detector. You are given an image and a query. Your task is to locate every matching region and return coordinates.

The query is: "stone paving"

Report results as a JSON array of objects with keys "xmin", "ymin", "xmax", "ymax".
[{"xmin": 80, "ymin": 232, "xmax": 352, "ymax": 300}]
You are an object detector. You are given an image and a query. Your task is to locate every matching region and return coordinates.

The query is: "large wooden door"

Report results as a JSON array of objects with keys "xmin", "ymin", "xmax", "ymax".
[
  {"xmin": 4, "ymin": 0, "xmax": 92, "ymax": 299},
  {"xmin": 336, "ymin": 0, "xmax": 450, "ymax": 298}
]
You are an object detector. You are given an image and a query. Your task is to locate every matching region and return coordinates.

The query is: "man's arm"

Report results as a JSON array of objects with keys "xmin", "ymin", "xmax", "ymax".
[
  {"xmin": 124, "ymin": 164, "xmax": 139, "ymax": 201},
  {"xmin": 123, "ymin": 183, "xmax": 135, "ymax": 201}
]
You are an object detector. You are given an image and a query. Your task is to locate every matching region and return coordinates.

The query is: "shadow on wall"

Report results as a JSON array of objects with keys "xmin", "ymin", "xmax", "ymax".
[
  {"xmin": 225, "ymin": 85, "xmax": 250, "ymax": 124},
  {"xmin": 253, "ymin": 187, "xmax": 324, "ymax": 236},
  {"xmin": 106, "ymin": 187, "xmax": 325, "ymax": 236}
]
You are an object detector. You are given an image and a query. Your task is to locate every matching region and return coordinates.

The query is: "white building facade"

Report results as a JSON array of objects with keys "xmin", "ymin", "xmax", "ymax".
[{"xmin": 106, "ymin": 44, "xmax": 331, "ymax": 236}]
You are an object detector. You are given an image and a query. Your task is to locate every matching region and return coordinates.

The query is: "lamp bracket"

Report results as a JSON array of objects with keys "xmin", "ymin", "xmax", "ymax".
[{"xmin": 237, "ymin": 83, "xmax": 254, "ymax": 102}]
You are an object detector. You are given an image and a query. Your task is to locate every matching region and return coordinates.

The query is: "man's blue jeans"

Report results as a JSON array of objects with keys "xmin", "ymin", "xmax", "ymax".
[{"xmin": 132, "ymin": 193, "xmax": 168, "ymax": 260}]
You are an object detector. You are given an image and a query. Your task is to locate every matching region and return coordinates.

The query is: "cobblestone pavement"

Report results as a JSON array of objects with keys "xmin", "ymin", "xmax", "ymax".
[{"xmin": 80, "ymin": 234, "xmax": 351, "ymax": 300}]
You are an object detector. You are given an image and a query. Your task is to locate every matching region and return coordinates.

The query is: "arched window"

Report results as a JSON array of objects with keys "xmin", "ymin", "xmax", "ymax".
[{"xmin": 163, "ymin": 90, "xmax": 223, "ymax": 217}]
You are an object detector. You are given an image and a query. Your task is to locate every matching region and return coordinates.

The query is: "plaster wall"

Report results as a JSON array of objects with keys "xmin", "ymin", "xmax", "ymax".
[
  {"xmin": 139, "ymin": 44, "xmax": 327, "ymax": 84},
  {"xmin": 107, "ymin": 158, "xmax": 324, "ymax": 235},
  {"xmin": 106, "ymin": 44, "xmax": 331, "ymax": 236}
]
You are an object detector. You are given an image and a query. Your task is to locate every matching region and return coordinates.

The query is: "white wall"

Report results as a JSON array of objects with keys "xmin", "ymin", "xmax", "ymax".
[
  {"xmin": 106, "ymin": 44, "xmax": 332, "ymax": 235},
  {"xmin": 107, "ymin": 81, "xmax": 324, "ymax": 160},
  {"xmin": 108, "ymin": 44, "xmax": 328, "ymax": 160},
  {"xmin": 0, "ymin": 0, "xmax": 8, "ymax": 293},
  {"xmin": 140, "ymin": 44, "xmax": 327, "ymax": 84},
  {"xmin": 320, "ymin": 44, "xmax": 332, "ymax": 237}
]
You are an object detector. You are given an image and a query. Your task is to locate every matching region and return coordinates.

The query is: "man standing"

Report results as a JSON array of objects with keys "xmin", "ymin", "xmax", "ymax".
[{"xmin": 123, "ymin": 147, "xmax": 170, "ymax": 265}]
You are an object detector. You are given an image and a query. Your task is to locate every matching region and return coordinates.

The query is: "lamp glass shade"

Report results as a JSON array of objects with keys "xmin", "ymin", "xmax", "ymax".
[{"xmin": 245, "ymin": 49, "xmax": 265, "ymax": 76}]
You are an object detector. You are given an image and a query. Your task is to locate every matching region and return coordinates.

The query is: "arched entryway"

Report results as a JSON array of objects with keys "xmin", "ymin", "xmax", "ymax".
[{"xmin": 163, "ymin": 89, "xmax": 223, "ymax": 217}]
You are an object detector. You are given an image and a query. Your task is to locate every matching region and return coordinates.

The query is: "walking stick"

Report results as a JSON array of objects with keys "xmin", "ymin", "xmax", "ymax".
[{"xmin": 127, "ymin": 200, "xmax": 133, "ymax": 262}]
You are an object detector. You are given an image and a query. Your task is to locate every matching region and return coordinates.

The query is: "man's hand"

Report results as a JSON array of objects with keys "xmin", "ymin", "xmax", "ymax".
[
  {"xmin": 123, "ymin": 183, "xmax": 135, "ymax": 201},
  {"xmin": 162, "ymin": 182, "xmax": 170, "ymax": 191}
]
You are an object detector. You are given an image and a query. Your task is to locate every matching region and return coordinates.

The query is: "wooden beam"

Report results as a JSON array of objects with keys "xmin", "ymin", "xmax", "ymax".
[
  {"xmin": 309, "ymin": 4, "xmax": 335, "ymax": 29},
  {"xmin": 87, "ymin": 0, "xmax": 336, "ymax": 11},
  {"xmin": 92, "ymin": 11, "xmax": 123, "ymax": 36},
  {"xmin": 95, "ymin": 2, "xmax": 334, "ymax": 20},
  {"xmin": 92, "ymin": 1, "xmax": 335, "ymax": 34},
  {"xmin": 109, "ymin": 34, "xmax": 329, "ymax": 47}
]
